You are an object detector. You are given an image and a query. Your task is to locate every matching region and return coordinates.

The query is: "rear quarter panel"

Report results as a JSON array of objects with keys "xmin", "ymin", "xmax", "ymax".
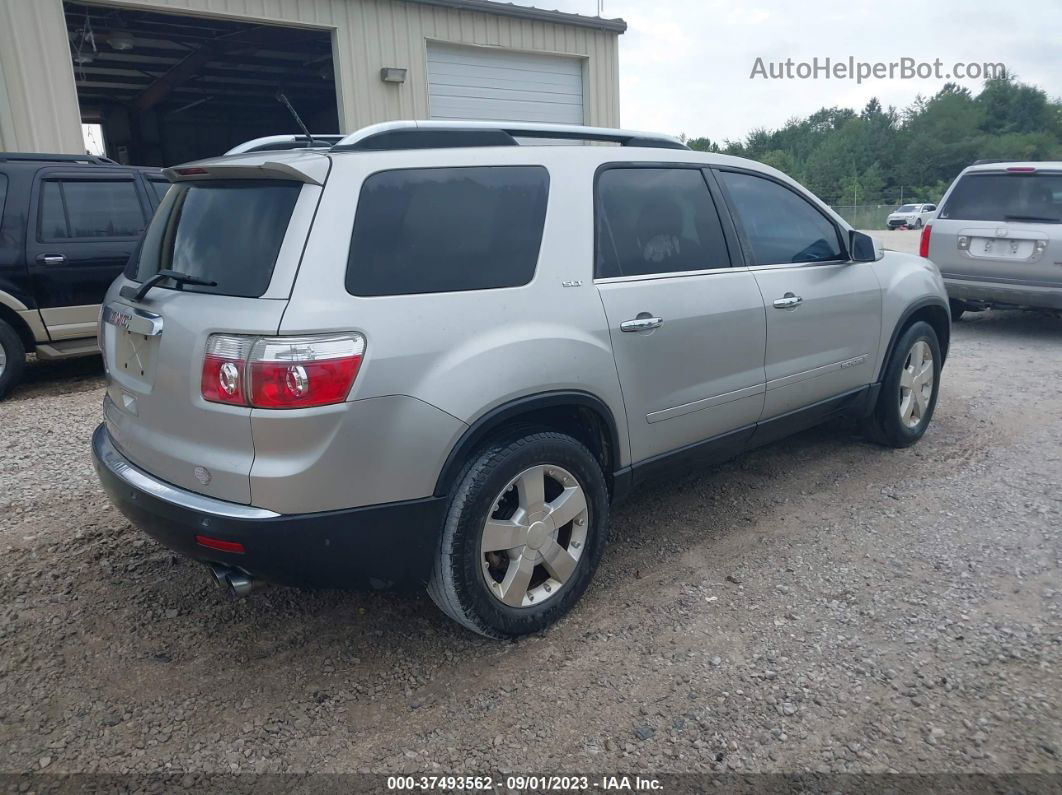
[
  {"xmin": 270, "ymin": 149, "xmax": 630, "ymax": 507},
  {"xmin": 870, "ymin": 250, "xmax": 949, "ymax": 373}
]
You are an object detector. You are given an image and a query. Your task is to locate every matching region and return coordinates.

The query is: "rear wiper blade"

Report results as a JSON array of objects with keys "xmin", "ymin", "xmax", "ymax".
[
  {"xmin": 1003, "ymin": 214, "xmax": 1061, "ymax": 223},
  {"xmin": 121, "ymin": 269, "xmax": 218, "ymax": 302}
]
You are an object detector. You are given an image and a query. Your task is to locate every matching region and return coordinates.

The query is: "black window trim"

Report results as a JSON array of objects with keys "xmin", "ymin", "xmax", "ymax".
[
  {"xmin": 592, "ymin": 161, "xmax": 742, "ymax": 283},
  {"xmin": 713, "ymin": 165, "xmax": 851, "ymax": 268},
  {"xmin": 0, "ymin": 172, "xmax": 9, "ymax": 223},
  {"xmin": 346, "ymin": 163, "xmax": 552, "ymax": 298},
  {"xmin": 33, "ymin": 170, "xmax": 149, "ymax": 244}
]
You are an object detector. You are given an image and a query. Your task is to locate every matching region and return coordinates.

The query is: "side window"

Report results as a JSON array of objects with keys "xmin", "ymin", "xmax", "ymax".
[
  {"xmin": 346, "ymin": 166, "xmax": 549, "ymax": 297},
  {"xmin": 147, "ymin": 179, "xmax": 170, "ymax": 203},
  {"xmin": 38, "ymin": 178, "xmax": 145, "ymax": 240},
  {"xmin": 0, "ymin": 174, "xmax": 8, "ymax": 219},
  {"xmin": 719, "ymin": 170, "xmax": 844, "ymax": 266},
  {"xmin": 925, "ymin": 204, "xmax": 936, "ymax": 211},
  {"xmin": 595, "ymin": 167, "xmax": 731, "ymax": 278},
  {"xmin": 40, "ymin": 181, "xmax": 68, "ymax": 240}
]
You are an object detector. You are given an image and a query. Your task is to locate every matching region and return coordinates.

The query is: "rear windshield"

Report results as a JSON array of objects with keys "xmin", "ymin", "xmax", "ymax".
[
  {"xmin": 940, "ymin": 172, "xmax": 1062, "ymax": 223},
  {"xmin": 132, "ymin": 180, "xmax": 301, "ymax": 297}
]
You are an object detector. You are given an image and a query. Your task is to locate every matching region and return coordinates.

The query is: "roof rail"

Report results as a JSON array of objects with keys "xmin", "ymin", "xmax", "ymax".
[
  {"xmin": 225, "ymin": 135, "xmax": 345, "ymax": 156},
  {"xmin": 0, "ymin": 152, "xmax": 117, "ymax": 164},
  {"xmin": 331, "ymin": 121, "xmax": 689, "ymax": 152}
]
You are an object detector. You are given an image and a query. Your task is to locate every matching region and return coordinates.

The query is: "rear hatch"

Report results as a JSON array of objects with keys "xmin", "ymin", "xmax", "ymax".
[
  {"xmin": 929, "ymin": 167, "xmax": 1062, "ymax": 285},
  {"xmin": 99, "ymin": 153, "xmax": 328, "ymax": 504}
]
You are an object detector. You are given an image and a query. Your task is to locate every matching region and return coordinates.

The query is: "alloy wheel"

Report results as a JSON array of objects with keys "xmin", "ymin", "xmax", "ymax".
[
  {"xmin": 480, "ymin": 465, "xmax": 588, "ymax": 608},
  {"xmin": 899, "ymin": 340, "xmax": 934, "ymax": 429}
]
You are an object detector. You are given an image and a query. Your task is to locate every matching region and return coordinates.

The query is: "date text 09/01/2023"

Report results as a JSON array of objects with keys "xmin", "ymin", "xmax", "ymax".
[{"xmin": 385, "ymin": 775, "xmax": 664, "ymax": 791}]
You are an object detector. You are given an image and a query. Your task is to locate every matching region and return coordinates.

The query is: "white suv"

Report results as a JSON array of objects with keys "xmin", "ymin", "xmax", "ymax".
[
  {"xmin": 887, "ymin": 203, "xmax": 936, "ymax": 229},
  {"xmin": 91, "ymin": 121, "xmax": 951, "ymax": 638}
]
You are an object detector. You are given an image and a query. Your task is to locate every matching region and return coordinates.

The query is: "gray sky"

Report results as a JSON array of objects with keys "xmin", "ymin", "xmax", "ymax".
[{"xmin": 519, "ymin": 0, "xmax": 1062, "ymax": 143}]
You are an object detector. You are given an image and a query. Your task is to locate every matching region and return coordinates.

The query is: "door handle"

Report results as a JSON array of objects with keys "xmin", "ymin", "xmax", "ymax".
[
  {"xmin": 772, "ymin": 292, "xmax": 803, "ymax": 310},
  {"xmin": 620, "ymin": 315, "xmax": 664, "ymax": 332},
  {"xmin": 37, "ymin": 254, "xmax": 66, "ymax": 265}
]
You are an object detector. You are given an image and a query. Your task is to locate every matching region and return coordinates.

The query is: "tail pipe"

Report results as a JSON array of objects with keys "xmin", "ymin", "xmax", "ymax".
[{"xmin": 209, "ymin": 564, "xmax": 266, "ymax": 599}]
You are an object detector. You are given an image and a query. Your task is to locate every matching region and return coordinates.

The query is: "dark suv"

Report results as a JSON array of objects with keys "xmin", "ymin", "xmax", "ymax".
[{"xmin": 0, "ymin": 153, "xmax": 168, "ymax": 397}]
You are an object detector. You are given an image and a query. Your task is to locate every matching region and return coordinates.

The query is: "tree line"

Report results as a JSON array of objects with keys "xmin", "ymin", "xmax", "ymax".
[{"xmin": 684, "ymin": 73, "xmax": 1062, "ymax": 208}]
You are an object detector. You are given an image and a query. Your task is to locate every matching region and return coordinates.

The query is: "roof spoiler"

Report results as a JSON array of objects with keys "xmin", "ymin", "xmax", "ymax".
[{"xmin": 162, "ymin": 158, "xmax": 328, "ymax": 185}]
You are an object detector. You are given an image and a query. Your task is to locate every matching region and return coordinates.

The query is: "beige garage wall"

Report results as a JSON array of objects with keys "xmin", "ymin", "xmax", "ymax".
[{"xmin": 0, "ymin": 0, "xmax": 620, "ymax": 155}]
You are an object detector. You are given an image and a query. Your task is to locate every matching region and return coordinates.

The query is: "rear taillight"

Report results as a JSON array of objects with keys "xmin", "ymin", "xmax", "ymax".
[
  {"xmin": 919, "ymin": 224, "xmax": 932, "ymax": 258},
  {"xmin": 201, "ymin": 335, "xmax": 255, "ymax": 406},
  {"xmin": 201, "ymin": 333, "xmax": 365, "ymax": 409}
]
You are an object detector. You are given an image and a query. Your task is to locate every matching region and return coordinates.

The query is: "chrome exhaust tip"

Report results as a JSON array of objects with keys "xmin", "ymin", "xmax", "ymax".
[{"xmin": 208, "ymin": 564, "xmax": 264, "ymax": 599}]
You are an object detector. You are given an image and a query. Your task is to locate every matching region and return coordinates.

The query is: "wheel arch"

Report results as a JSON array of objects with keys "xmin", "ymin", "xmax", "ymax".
[
  {"xmin": 877, "ymin": 297, "xmax": 950, "ymax": 382},
  {"xmin": 0, "ymin": 300, "xmax": 36, "ymax": 352},
  {"xmin": 433, "ymin": 391, "xmax": 622, "ymax": 499}
]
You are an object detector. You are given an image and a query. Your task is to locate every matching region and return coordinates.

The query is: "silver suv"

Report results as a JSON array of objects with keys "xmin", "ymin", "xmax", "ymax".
[
  {"xmin": 91, "ymin": 121, "xmax": 950, "ymax": 638},
  {"xmin": 925, "ymin": 161, "xmax": 1062, "ymax": 318}
]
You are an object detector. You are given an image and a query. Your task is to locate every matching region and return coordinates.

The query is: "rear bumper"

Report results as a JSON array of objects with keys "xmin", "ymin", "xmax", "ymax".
[
  {"xmin": 943, "ymin": 275, "xmax": 1062, "ymax": 310},
  {"xmin": 91, "ymin": 424, "xmax": 446, "ymax": 589}
]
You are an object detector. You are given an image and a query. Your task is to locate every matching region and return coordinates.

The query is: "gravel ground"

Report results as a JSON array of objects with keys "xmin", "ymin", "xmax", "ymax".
[{"xmin": 1, "ymin": 310, "xmax": 1060, "ymax": 778}]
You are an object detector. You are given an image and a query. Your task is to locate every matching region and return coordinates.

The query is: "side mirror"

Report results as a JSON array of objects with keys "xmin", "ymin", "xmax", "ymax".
[{"xmin": 849, "ymin": 229, "xmax": 883, "ymax": 262}]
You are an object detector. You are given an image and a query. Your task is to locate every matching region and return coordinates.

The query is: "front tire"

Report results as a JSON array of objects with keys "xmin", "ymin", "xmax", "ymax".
[
  {"xmin": 427, "ymin": 430, "xmax": 609, "ymax": 638},
  {"xmin": 865, "ymin": 321, "xmax": 942, "ymax": 448},
  {"xmin": 914, "ymin": 218, "xmax": 924, "ymax": 229},
  {"xmin": 0, "ymin": 320, "xmax": 26, "ymax": 400}
]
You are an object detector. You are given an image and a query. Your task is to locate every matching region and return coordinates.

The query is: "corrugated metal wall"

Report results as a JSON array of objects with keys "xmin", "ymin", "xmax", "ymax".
[{"xmin": 0, "ymin": 0, "xmax": 621, "ymax": 155}]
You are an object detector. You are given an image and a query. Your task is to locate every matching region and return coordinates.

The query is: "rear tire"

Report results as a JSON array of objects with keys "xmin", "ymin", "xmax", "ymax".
[
  {"xmin": 427, "ymin": 430, "xmax": 609, "ymax": 638},
  {"xmin": 0, "ymin": 320, "xmax": 26, "ymax": 400},
  {"xmin": 865, "ymin": 321, "xmax": 941, "ymax": 448},
  {"xmin": 948, "ymin": 298, "xmax": 966, "ymax": 321}
]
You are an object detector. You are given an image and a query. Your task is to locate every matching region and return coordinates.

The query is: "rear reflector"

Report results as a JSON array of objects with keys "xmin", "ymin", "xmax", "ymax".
[
  {"xmin": 195, "ymin": 535, "xmax": 245, "ymax": 554},
  {"xmin": 201, "ymin": 332, "xmax": 365, "ymax": 409},
  {"xmin": 919, "ymin": 224, "xmax": 932, "ymax": 258}
]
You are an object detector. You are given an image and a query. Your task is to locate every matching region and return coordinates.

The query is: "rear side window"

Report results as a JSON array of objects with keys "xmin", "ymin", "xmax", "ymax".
[
  {"xmin": 147, "ymin": 179, "xmax": 170, "ymax": 203},
  {"xmin": 720, "ymin": 170, "xmax": 844, "ymax": 265},
  {"xmin": 134, "ymin": 180, "xmax": 301, "ymax": 298},
  {"xmin": 595, "ymin": 167, "xmax": 731, "ymax": 278},
  {"xmin": 940, "ymin": 172, "xmax": 1062, "ymax": 222},
  {"xmin": 346, "ymin": 166, "xmax": 549, "ymax": 296},
  {"xmin": 38, "ymin": 178, "xmax": 145, "ymax": 240},
  {"xmin": 0, "ymin": 174, "xmax": 7, "ymax": 219}
]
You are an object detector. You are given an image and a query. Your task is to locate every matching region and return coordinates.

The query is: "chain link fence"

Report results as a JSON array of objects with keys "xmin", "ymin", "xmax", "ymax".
[{"xmin": 830, "ymin": 204, "xmax": 902, "ymax": 230}]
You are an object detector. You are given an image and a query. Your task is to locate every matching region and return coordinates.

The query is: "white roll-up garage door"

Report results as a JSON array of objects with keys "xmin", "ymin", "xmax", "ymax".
[{"xmin": 427, "ymin": 42, "xmax": 585, "ymax": 125}]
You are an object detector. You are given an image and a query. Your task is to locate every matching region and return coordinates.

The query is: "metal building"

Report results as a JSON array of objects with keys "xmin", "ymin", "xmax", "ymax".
[{"xmin": 0, "ymin": 0, "xmax": 624, "ymax": 165}]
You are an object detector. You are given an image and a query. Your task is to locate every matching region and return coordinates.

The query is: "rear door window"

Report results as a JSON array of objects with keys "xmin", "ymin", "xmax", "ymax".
[
  {"xmin": 147, "ymin": 178, "xmax": 170, "ymax": 203},
  {"xmin": 38, "ymin": 178, "xmax": 146, "ymax": 240},
  {"xmin": 346, "ymin": 166, "xmax": 549, "ymax": 296},
  {"xmin": 939, "ymin": 172, "xmax": 1062, "ymax": 223},
  {"xmin": 719, "ymin": 170, "xmax": 844, "ymax": 265},
  {"xmin": 595, "ymin": 167, "xmax": 731, "ymax": 278},
  {"xmin": 134, "ymin": 180, "xmax": 302, "ymax": 298}
]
